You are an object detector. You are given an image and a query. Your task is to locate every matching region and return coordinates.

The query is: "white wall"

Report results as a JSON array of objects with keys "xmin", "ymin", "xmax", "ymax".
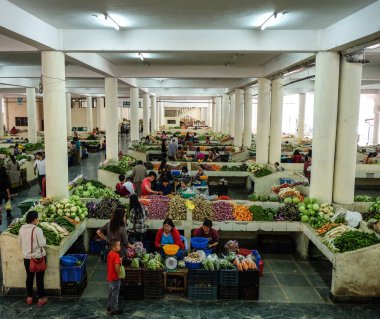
[{"xmin": 5, "ymin": 97, "xmax": 44, "ymax": 130}]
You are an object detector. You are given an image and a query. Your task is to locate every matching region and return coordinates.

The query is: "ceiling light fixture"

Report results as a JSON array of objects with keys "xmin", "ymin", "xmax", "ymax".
[
  {"xmin": 139, "ymin": 53, "xmax": 144, "ymax": 61},
  {"xmin": 93, "ymin": 14, "xmax": 120, "ymax": 31},
  {"xmin": 260, "ymin": 12, "xmax": 285, "ymax": 30}
]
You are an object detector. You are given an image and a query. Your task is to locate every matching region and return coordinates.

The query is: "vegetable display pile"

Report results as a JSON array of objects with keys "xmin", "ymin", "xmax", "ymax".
[
  {"xmin": 249, "ymin": 205, "xmax": 276, "ymax": 221},
  {"xmin": 41, "ymin": 197, "xmax": 88, "ymax": 223},
  {"xmin": 233, "ymin": 204, "xmax": 252, "ymax": 221},
  {"xmin": 276, "ymin": 204, "xmax": 300, "ymax": 221},
  {"xmin": 143, "ymin": 196, "xmax": 170, "ymax": 219},
  {"xmin": 22, "ymin": 142, "xmax": 44, "ymax": 152},
  {"xmin": 248, "ymin": 194, "xmax": 279, "ymax": 202},
  {"xmin": 369, "ymin": 198, "xmax": 380, "ymax": 214},
  {"xmin": 212, "ymin": 201, "xmax": 234, "ymax": 221},
  {"xmin": 184, "ymin": 252, "xmax": 202, "ymax": 264},
  {"xmin": 220, "ymin": 164, "xmax": 247, "ymax": 172},
  {"xmin": 87, "ymin": 198, "xmax": 123, "ymax": 219},
  {"xmin": 233, "ymin": 255, "xmax": 257, "ymax": 271},
  {"xmin": 278, "ymin": 188, "xmax": 303, "ymax": 201},
  {"xmin": 168, "ymin": 195, "xmax": 187, "ymax": 220},
  {"xmin": 72, "ymin": 182, "xmax": 119, "ymax": 199},
  {"xmin": 191, "ymin": 196, "xmax": 213, "ymax": 221},
  {"xmin": 354, "ymin": 195, "xmax": 375, "ymax": 202},
  {"xmin": 333, "ymin": 231, "xmax": 379, "ymax": 253}
]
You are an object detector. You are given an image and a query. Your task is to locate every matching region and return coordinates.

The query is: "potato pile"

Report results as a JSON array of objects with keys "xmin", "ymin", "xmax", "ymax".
[
  {"xmin": 168, "ymin": 195, "xmax": 187, "ymax": 220},
  {"xmin": 192, "ymin": 196, "xmax": 213, "ymax": 221}
]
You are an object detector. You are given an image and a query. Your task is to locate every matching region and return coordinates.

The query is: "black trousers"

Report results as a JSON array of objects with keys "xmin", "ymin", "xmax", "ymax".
[
  {"xmin": 38, "ymin": 174, "xmax": 45, "ymax": 191},
  {"xmin": 24, "ymin": 259, "xmax": 45, "ymax": 298}
]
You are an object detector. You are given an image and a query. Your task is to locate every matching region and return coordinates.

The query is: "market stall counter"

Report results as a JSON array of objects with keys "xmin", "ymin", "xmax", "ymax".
[{"xmin": 0, "ymin": 221, "xmax": 86, "ymax": 296}]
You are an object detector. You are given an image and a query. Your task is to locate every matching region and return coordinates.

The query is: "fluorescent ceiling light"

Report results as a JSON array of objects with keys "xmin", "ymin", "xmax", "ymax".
[
  {"xmin": 93, "ymin": 14, "xmax": 120, "ymax": 31},
  {"xmin": 139, "ymin": 53, "xmax": 144, "ymax": 61},
  {"xmin": 260, "ymin": 12, "xmax": 285, "ymax": 30}
]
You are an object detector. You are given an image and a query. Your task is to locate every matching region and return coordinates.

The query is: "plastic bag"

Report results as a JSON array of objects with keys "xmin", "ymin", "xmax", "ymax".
[
  {"xmin": 332, "ymin": 208, "xmax": 362, "ymax": 228},
  {"xmin": 119, "ymin": 264, "xmax": 126, "ymax": 279},
  {"xmin": 5, "ymin": 200, "xmax": 12, "ymax": 211}
]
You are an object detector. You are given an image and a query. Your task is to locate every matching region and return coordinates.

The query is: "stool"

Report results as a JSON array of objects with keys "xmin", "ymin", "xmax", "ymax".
[{"xmin": 164, "ymin": 269, "xmax": 188, "ymax": 294}]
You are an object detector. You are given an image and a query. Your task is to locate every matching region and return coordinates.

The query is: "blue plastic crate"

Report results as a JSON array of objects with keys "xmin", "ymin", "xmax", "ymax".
[
  {"xmin": 279, "ymin": 178, "xmax": 294, "ymax": 185},
  {"xmin": 89, "ymin": 240, "xmax": 106, "ymax": 254},
  {"xmin": 252, "ymin": 250, "xmax": 261, "ymax": 269},
  {"xmin": 60, "ymin": 254, "xmax": 87, "ymax": 283}
]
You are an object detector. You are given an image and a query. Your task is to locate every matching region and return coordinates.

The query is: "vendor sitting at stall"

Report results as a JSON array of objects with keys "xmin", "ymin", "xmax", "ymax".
[
  {"xmin": 141, "ymin": 171, "xmax": 162, "ymax": 196},
  {"xmin": 194, "ymin": 219, "xmax": 219, "ymax": 250},
  {"xmin": 115, "ymin": 175, "xmax": 136, "ymax": 197},
  {"xmin": 194, "ymin": 147, "xmax": 205, "ymax": 161},
  {"xmin": 156, "ymin": 178, "xmax": 172, "ymax": 195},
  {"xmin": 194, "ymin": 166, "xmax": 206, "ymax": 182},
  {"xmin": 177, "ymin": 179, "xmax": 190, "ymax": 195},
  {"xmin": 155, "ymin": 218, "xmax": 185, "ymax": 251},
  {"xmin": 176, "ymin": 146, "xmax": 185, "ymax": 160}
]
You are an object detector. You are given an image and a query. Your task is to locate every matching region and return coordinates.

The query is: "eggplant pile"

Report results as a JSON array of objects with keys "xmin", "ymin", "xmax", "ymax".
[
  {"xmin": 276, "ymin": 204, "xmax": 300, "ymax": 221},
  {"xmin": 88, "ymin": 198, "xmax": 123, "ymax": 219}
]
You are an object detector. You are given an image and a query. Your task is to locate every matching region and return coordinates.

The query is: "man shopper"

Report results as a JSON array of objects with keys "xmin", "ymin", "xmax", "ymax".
[
  {"xmin": 34, "ymin": 152, "xmax": 46, "ymax": 194},
  {"xmin": 130, "ymin": 161, "xmax": 147, "ymax": 196},
  {"xmin": 168, "ymin": 138, "xmax": 178, "ymax": 161}
]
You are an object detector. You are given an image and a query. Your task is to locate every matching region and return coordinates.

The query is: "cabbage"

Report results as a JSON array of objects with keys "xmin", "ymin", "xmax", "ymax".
[
  {"xmin": 70, "ymin": 206, "xmax": 78, "ymax": 213},
  {"xmin": 61, "ymin": 199, "xmax": 69, "ymax": 205},
  {"xmin": 77, "ymin": 186, "xmax": 84, "ymax": 191},
  {"xmin": 82, "ymin": 191, "xmax": 91, "ymax": 198},
  {"xmin": 71, "ymin": 195, "xmax": 80, "ymax": 201},
  {"xmin": 57, "ymin": 209, "xmax": 64, "ymax": 216}
]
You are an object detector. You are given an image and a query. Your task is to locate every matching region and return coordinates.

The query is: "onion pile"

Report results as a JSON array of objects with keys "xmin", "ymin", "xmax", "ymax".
[
  {"xmin": 192, "ymin": 196, "xmax": 213, "ymax": 221},
  {"xmin": 168, "ymin": 195, "xmax": 187, "ymax": 220},
  {"xmin": 145, "ymin": 196, "xmax": 170, "ymax": 220},
  {"xmin": 212, "ymin": 201, "xmax": 234, "ymax": 221}
]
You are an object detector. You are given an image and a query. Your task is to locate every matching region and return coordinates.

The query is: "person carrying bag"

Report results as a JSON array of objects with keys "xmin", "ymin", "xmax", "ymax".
[{"xmin": 19, "ymin": 210, "xmax": 48, "ymax": 307}]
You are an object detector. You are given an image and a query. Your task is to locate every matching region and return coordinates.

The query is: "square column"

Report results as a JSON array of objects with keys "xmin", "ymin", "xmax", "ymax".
[
  {"xmin": 66, "ymin": 92, "xmax": 72, "ymax": 136},
  {"xmin": 86, "ymin": 96, "xmax": 93, "ymax": 132},
  {"xmin": 97, "ymin": 97, "xmax": 104, "ymax": 130},
  {"xmin": 269, "ymin": 78, "xmax": 284, "ymax": 164},
  {"xmin": 333, "ymin": 58, "xmax": 363, "ymax": 204},
  {"xmin": 221, "ymin": 94, "xmax": 229, "ymax": 134},
  {"xmin": 310, "ymin": 52, "xmax": 340, "ymax": 204},
  {"xmin": 229, "ymin": 93, "xmax": 235, "ymax": 137},
  {"xmin": 143, "ymin": 93, "xmax": 150, "ymax": 136},
  {"xmin": 41, "ymin": 51, "xmax": 68, "ymax": 199},
  {"xmin": 151, "ymin": 96, "xmax": 157, "ymax": 132},
  {"xmin": 234, "ymin": 89, "xmax": 244, "ymax": 147},
  {"xmin": 105, "ymin": 78, "xmax": 119, "ymax": 160},
  {"xmin": 0, "ymin": 95, "xmax": 4, "ymax": 137},
  {"xmin": 211, "ymin": 98, "xmax": 216, "ymax": 130},
  {"xmin": 297, "ymin": 93, "xmax": 306, "ymax": 139},
  {"xmin": 243, "ymin": 88, "xmax": 253, "ymax": 148},
  {"xmin": 256, "ymin": 78, "xmax": 271, "ymax": 163},
  {"xmin": 130, "ymin": 87, "xmax": 139, "ymax": 141},
  {"xmin": 215, "ymin": 97, "xmax": 222, "ymax": 133},
  {"xmin": 26, "ymin": 88, "xmax": 37, "ymax": 143},
  {"xmin": 373, "ymin": 95, "xmax": 380, "ymax": 145}
]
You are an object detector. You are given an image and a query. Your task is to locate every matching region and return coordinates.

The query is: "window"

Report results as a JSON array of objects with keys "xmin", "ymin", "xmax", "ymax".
[
  {"xmin": 167, "ymin": 120, "xmax": 176, "ymax": 124},
  {"xmin": 15, "ymin": 117, "xmax": 28, "ymax": 126}
]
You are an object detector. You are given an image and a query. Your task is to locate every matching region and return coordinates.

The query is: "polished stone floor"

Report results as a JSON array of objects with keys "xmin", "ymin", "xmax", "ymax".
[{"xmin": 1, "ymin": 135, "xmax": 380, "ymax": 318}]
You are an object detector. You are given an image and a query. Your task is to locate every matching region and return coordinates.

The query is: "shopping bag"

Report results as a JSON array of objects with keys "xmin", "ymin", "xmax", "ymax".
[
  {"xmin": 5, "ymin": 200, "xmax": 12, "ymax": 211},
  {"xmin": 119, "ymin": 264, "xmax": 126, "ymax": 279}
]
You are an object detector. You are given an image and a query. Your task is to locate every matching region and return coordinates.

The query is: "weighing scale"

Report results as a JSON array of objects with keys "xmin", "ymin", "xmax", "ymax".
[{"xmin": 165, "ymin": 256, "xmax": 178, "ymax": 270}]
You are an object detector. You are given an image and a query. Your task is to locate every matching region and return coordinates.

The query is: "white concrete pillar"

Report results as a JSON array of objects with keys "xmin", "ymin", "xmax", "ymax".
[
  {"xmin": 373, "ymin": 96, "xmax": 380, "ymax": 145},
  {"xmin": 143, "ymin": 93, "xmax": 150, "ymax": 136},
  {"xmin": 211, "ymin": 98, "xmax": 216, "ymax": 130},
  {"xmin": 269, "ymin": 78, "xmax": 284, "ymax": 164},
  {"xmin": 66, "ymin": 93, "xmax": 72, "ymax": 135},
  {"xmin": 252, "ymin": 99, "xmax": 258, "ymax": 134},
  {"xmin": 297, "ymin": 93, "xmax": 306, "ymax": 139},
  {"xmin": 105, "ymin": 78, "xmax": 119, "ymax": 161},
  {"xmin": 26, "ymin": 88, "xmax": 37, "ymax": 143},
  {"xmin": 310, "ymin": 52, "xmax": 340, "ymax": 204},
  {"xmin": 151, "ymin": 96, "xmax": 157, "ymax": 132},
  {"xmin": 243, "ymin": 88, "xmax": 253, "ymax": 148},
  {"xmin": 86, "ymin": 96, "xmax": 93, "ymax": 132},
  {"xmin": 41, "ymin": 51, "xmax": 68, "ymax": 199},
  {"xmin": 333, "ymin": 58, "xmax": 362, "ymax": 204},
  {"xmin": 229, "ymin": 93, "xmax": 236, "ymax": 137},
  {"xmin": 256, "ymin": 78, "xmax": 271, "ymax": 163},
  {"xmin": 234, "ymin": 89, "xmax": 244, "ymax": 147},
  {"xmin": 160, "ymin": 102, "xmax": 165, "ymax": 128},
  {"xmin": 221, "ymin": 94, "xmax": 229, "ymax": 134},
  {"xmin": 130, "ymin": 88, "xmax": 139, "ymax": 141},
  {"xmin": 119, "ymin": 106, "xmax": 123, "ymax": 124},
  {"xmin": 97, "ymin": 97, "xmax": 104, "ymax": 130},
  {"xmin": 0, "ymin": 95, "xmax": 4, "ymax": 137},
  {"xmin": 215, "ymin": 97, "xmax": 222, "ymax": 133}
]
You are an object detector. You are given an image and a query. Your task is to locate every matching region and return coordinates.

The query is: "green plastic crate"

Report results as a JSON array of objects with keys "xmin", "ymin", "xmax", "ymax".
[{"xmin": 18, "ymin": 198, "xmax": 41, "ymax": 214}]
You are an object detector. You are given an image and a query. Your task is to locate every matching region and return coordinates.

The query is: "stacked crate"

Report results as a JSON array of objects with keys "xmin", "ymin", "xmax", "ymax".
[
  {"xmin": 238, "ymin": 269, "xmax": 260, "ymax": 300},
  {"xmin": 187, "ymin": 269, "xmax": 218, "ymax": 300},
  {"xmin": 218, "ymin": 268, "xmax": 239, "ymax": 299},
  {"xmin": 124, "ymin": 268, "xmax": 144, "ymax": 300},
  {"xmin": 143, "ymin": 269, "xmax": 164, "ymax": 299},
  {"xmin": 60, "ymin": 254, "xmax": 88, "ymax": 296}
]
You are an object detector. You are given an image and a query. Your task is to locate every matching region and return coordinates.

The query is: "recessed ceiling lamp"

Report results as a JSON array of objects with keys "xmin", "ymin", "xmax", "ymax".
[
  {"xmin": 93, "ymin": 14, "xmax": 120, "ymax": 31},
  {"xmin": 260, "ymin": 12, "xmax": 285, "ymax": 30}
]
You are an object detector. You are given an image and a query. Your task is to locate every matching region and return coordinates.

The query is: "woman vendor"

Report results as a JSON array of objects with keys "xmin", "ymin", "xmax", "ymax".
[
  {"xmin": 155, "ymin": 218, "xmax": 184, "ymax": 250},
  {"xmin": 194, "ymin": 218, "xmax": 219, "ymax": 250},
  {"xmin": 194, "ymin": 166, "xmax": 206, "ymax": 182}
]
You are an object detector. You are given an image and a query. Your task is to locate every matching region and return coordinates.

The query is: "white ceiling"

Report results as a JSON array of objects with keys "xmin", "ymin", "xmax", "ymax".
[{"xmin": 8, "ymin": 0, "xmax": 377, "ymax": 30}]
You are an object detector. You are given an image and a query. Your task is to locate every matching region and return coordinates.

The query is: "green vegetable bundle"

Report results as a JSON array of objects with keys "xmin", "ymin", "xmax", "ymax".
[
  {"xmin": 38, "ymin": 225, "xmax": 62, "ymax": 246},
  {"xmin": 333, "ymin": 230, "xmax": 379, "ymax": 253},
  {"xmin": 249, "ymin": 205, "xmax": 276, "ymax": 221}
]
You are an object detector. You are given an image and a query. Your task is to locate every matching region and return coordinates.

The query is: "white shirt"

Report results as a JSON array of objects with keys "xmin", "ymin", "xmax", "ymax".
[
  {"xmin": 19, "ymin": 224, "xmax": 46, "ymax": 259},
  {"xmin": 123, "ymin": 181, "xmax": 136, "ymax": 195},
  {"xmin": 34, "ymin": 159, "xmax": 46, "ymax": 175}
]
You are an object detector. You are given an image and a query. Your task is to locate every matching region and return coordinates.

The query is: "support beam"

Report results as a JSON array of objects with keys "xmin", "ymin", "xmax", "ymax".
[
  {"xmin": 310, "ymin": 52, "xmax": 340, "ymax": 204},
  {"xmin": 26, "ymin": 87, "xmax": 37, "ymax": 143},
  {"xmin": 41, "ymin": 51, "xmax": 68, "ymax": 199},
  {"xmin": 333, "ymin": 58, "xmax": 362, "ymax": 205},
  {"xmin": 130, "ymin": 88, "xmax": 139, "ymax": 141},
  {"xmin": 297, "ymin": 93, "xmax": 306, "ymax": 139},
  {"xmin": 243, "ymin": 88, "xmax": 253, "ymax": 148},
  {"xmin": 269, "ymin": 78, "xmax": 284, "ymax": 164},
  {"xmin": 66, "ymin": 92, "xmax": 71, "ymax": 136},
  {"xmin": 234, "ymin": 89, "xmax": 244, "ymax": 147},
  {"xmin": 143, "ymin": 93, "xmax": 150, "ymax": 136},
  {"xmin": 86, "ymin": 96, "xmax": 93, "ymax": 132},
  {"xmin": 229, "ymin": 93, "xmax": 235, "ymax": 137},
  {"xmin": 105, "ymin": 78, "xmax": 119, "ymax": 161},
  {"xmin": 256, "ymin": 78, "xmax": 271, "ymax": 164},
  {"xmin": 151, "ymin": 96, "xmax": 157, "ymax": 132}
]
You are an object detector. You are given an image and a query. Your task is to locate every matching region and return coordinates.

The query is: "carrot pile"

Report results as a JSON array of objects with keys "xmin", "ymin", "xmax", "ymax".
[
  {"xmin": 316, "ymin": 223, "xmax": 341, "ymax": 235},
  {"xmin": 210, "ymin": 164, "xmax": 221, "ymax": 171},
  {"xmin": 233, "ymin": 256, "xmax": 257, "ymax": 271},
  {"xmin": 233, "ymin": 204, "xmax": 252, "ymax": 221}
]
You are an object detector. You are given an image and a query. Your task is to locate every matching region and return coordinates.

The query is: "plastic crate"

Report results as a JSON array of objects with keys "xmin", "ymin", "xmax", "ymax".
[
  {"xmin": 61, "ymin": 272, "xmax": 87, "ymax": 296},
  {"xmin": 239, "ymin": 284, "xmax": 259, "ymax": 300},
  {"xmin": 239, "ymin": 269, "xmax": 260, "ymax": 287},
  {"xmin": 124, "ymin": 285, "xmax": 144, "ymax": 300},
  {"xmin": 60, "ymin": 254, "xmax": 87, "ymax": 283},
  {"xmin": 219, "ymin": 285, "xmax": 239, "ymax": 300},
  {"xmin": 219, "ymin": 269, "xmax": 239, "ymax": 286},
  {"xmin": 18, "ymin": 198, "xmax": 41, "ymax": 215},
  {"xmin": 279, "ymin": 178, "xmax": 294, "ymax": 185},
  {"xmin": 143, "ymin": 269, "xmax": 164, "ymax": 286},
  {"xmin": 144, "ymin": 285, "xmax": 164, "ymax": 299},
  {"xmin": 188, "ymin": 269, "xmax": 218, "ymax": 285},
  {"xmin": 89, "ymin": 240, "xmax": 106, "ymax": 254},
  {"xmin": 125, "ymin": 268, "xmax": 143, "ymax": 286},
  {"xmin": 252, "ymin": 250, "xmax": 261, "ymax": 269},
  {"xmin": 188, "ymin": 285, "xmax": 218, "ymax": 300}
]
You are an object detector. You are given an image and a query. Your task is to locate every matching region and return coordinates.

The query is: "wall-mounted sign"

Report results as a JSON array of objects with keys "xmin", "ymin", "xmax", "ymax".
[
  {"xmin": 17, "ymin": 97, "xmax": 23, "ymax": 105},
  {"xmin": 122, "ymin": 101, "xmax": 142, "ymax": 108}
]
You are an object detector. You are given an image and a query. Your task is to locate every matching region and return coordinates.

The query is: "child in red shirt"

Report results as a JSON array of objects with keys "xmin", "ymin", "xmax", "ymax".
[{"xmin": 107, "ymin": 240, "xmax": 123, "ymax": 315}]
